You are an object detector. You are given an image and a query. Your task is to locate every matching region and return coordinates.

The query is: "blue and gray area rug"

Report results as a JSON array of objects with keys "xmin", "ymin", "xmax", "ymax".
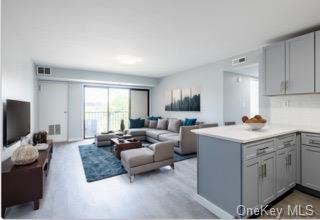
[{"xmin": 79, "ymin": 142, "xmax": 196, "ymax": 182}]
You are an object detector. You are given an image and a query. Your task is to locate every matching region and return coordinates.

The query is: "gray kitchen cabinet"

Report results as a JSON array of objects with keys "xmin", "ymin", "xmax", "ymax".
[
  {"xmin": 264, "ymin": 42, "xmax": 286, "ymax": 95},
  {"xmin": 242, "ymin": 152, "xmax": 276, "ymax": 209},
  {"xmin": 276, "ymin": 149, "xmax": 287, "ymax": 195},
  {"xmin": 243, "ymin": 157, "xmax": 260, "ymax": 210},
  {"xmin": 287, "ymin": 147, "xmax": 296, "ymax": 188},
  {"xmin": 260, "ymin": 153, "xmax": 276, "ymax": 205},
  {"xmin": 285, "ymin": 32, "xmax": 315, "ymax": 94},
  {"xmin": 302, "ymin": 145, "xmax": 320, "ymax": 191},
  {"xmin": 316, "ymin": 31, "xmax": 320, "ymax": 93}
]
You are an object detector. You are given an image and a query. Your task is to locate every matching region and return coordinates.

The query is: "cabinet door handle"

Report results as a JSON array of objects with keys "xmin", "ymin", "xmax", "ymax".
[
  {"xmin": 309, "ymin": 140, "xmax": 320, "ymax": 145},
  {"xmin": 263, "ymin": 164, "xmax": 267, "ymax": 178},
  {"xmin": 289, "ymin": 154, "xmax": 292, "ymax": 166},
  {"xmin": 259, "ymin": 165, "xmax": 263, "ymax": 178},
  {"xmin": 285, "ymin": 80, "xmax": 289, "ymax": 90},
  {"xmin": 280, "ymin": 81, "xmax": 285, "ymax": 92}
]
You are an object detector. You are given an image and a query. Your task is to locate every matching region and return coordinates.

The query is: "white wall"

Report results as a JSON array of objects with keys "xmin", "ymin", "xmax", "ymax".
[
  {"xmin": 1, "ymin": 0, "xmax": 38, "ymax": 161},
  {"xmin": 68, "ymin": 82, "xmax": 84, "ymax": 141},
  {"xmin": 151, "ymin": 49, "xmax": 269, "ymax": 125},
  {"xmin": 38, "ymin": 80, "xmax": 151, "ymax": 142},
  {"xmin": 223, "ymin": 72, "xmax": 253, "ymax": 124},
  {"xmin": 270, "ymin": 94, "xmax": 320, "ymax": 126},
  {"xmin": 38, "ymin": 67, "xmax": 158, "ymax": 87}
]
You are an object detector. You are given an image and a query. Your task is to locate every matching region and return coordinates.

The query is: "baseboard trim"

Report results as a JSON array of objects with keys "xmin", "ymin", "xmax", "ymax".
[
  {"xmin": 68, "ymin": 138, "xmax": 83, "ymax": 142},
  {"xmin": 194, "ymin": 194, "xmax": 233, "ymax": 219}
]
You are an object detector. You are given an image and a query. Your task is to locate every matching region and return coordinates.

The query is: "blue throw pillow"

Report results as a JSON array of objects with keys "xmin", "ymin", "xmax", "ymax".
[
  {"xmin": 147, "ymin": 116, "xmax": 162, "ymax": 120},
  {"xmin": 130, "ymin": 118, "xmax": 144, "ymax": 128},
  {"xmin": 139, "ymin": 119, "xmax": 145, "ymax": 128},
  {"xmin": 183, "ymin": 118, "xmax": 197, "ymax": 126}
]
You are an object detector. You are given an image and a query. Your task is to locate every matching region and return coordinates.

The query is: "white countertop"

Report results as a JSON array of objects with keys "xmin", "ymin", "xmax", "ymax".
[{"xmin": 192, "ymin": 124, "xmax": 320, "ymax": 143}]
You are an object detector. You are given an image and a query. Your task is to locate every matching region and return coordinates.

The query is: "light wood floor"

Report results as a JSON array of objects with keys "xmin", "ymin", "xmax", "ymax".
[
  {"xmin": 5, "ymin": 139, "xmax": 216, "ymax": 219},
  {"xmin": 260, "ymin": 190, "xmax": 320, "ymax": 219},
  {"xmin": 4, "ymin": 140, "xmax": 320, "ymax": 219}
]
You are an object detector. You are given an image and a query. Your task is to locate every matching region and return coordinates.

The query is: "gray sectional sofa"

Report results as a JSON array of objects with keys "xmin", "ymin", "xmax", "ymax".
[{"xmin": 126, "ymin": 118, "xmax": 218, "ymax": 155}]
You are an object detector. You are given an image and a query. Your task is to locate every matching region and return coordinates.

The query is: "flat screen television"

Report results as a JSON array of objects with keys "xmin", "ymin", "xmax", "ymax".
[{"xmin": 3, "ymin": 99, "xmax": 31, "ymax": 147}]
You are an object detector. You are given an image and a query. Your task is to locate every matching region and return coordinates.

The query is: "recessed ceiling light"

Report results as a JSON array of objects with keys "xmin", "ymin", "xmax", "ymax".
[{"xmin": 116, "ymin": 55, "xmax": 143, "ymax": 65}]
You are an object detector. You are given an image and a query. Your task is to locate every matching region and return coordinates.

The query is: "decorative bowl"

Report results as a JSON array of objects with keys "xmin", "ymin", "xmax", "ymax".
[{"xmin": 243, "ymin": 122, "xmax": 266, "ymax": 130}]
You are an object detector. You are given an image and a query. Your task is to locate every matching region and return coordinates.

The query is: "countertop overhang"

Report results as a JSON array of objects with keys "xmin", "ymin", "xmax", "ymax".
[{"xmin": 192, "ymin": 124, "xmax": 320, "ymax": 143}]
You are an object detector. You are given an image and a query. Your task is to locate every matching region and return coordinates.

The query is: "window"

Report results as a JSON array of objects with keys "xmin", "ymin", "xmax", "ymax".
[{"xmin": 84, "ymin": 87, "xmax": 129, "ymax": 138}]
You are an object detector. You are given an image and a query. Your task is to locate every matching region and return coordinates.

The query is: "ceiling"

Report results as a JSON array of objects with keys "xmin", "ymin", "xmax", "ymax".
[{"xmin": 3, "ymin": 0, "xmax": 320, "ymax": 78}]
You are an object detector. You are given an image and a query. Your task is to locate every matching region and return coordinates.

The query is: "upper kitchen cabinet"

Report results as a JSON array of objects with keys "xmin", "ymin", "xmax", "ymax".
[
  {"xmin": 316, "ymin": 31, "xmax": 320, "ymax": 93},
  {"xmin": 264, "ymin": 42, "xmax": 286, "ymax": 95},
  {"xmin": 285, "ymin": 32, "xmax": 315, "ymax": 94}
]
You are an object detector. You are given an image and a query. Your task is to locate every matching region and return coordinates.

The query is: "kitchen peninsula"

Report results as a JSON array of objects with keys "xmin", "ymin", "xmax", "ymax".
[{"xmin": 192, "ymin": 125, "xmax": 320, "ymax": 218}]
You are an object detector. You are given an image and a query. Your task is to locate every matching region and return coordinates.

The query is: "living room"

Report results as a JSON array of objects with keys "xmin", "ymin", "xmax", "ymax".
[{"xmin": 1, "ymin": 0, "xmax": 320, "ymax": 219}]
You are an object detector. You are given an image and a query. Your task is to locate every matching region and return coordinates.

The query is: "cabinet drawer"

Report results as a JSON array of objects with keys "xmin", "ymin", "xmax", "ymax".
[
  {"xmin": 243, "ymin": 139, "xmax": 275, "ymax": 161},
  {"xmin": 302, "ymin": 133, "xmax": 320, "ymax": 147},
  {"xmin": 275, "ymin": 134, "xmax": 296, "ymax": 149}
]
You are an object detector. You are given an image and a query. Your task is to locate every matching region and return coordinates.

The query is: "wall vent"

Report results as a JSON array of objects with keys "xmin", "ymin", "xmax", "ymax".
[
  {"xmin": 48, "ymin": 125, "xmax": 55, "ymax": 135},
  {"xmin": 54, "ymin": 124, "xmax": 61, "ymax": 135},
  {"xmin": 37, "ymin": 66, "xmax": 51, "ymax": 76},
  {"xmin": 232, "ymin": 56, "xmax": 247, "ymax": 66}
]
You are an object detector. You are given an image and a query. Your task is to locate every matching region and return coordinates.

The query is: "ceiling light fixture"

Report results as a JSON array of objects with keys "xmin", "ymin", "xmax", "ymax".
[{"xmin": 116, "ymin": 55, "xmax": 143, "ymax": 65}]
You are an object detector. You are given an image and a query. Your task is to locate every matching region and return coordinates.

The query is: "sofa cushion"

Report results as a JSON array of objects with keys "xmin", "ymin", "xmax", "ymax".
[
  {"xmin": 129, "ymin": 118, "xmax": 144, "ymax": 128},
  {"xmin": 146, "ymin": 129, "xmax": 172, "ymax": 140},
  {"xmin": 167, "ymin": 119, "xmax": 181, "ymax": 133},
  {"xmin": 127, "ymin": 128, "xmax": 148, "ymax": 136},
  {"xmin": 158, "ymin": 133, "xmax": 180, "ymax": 146},
  {"xmin": 149, "ymin": 120, "xmax": 158, "ymax": 129},
  {"xmin": 183, "ymin": 118, "xmax": 197, "ymax": 126},
  {"xmin": 121, "ymin": 148, "xmax": 154, "ymax": 168},
  {"xmin": 157, "ymin": 119, "xmax": 168, "ymax": 130},
  {"xmin": 144, "ymin": 119, "xmax": 150, "ymax": 128}
]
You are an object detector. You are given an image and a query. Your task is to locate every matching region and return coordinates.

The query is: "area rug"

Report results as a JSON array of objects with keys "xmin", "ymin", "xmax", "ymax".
[{"xmin": 78, "ymin": 142, "xmax": 196, "ymax": 182}]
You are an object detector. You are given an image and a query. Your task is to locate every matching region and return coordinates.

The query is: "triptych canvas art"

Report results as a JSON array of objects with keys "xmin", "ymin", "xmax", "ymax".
[{"xmin": 165, "ymin": 88, "xmax": 200, "ymax": 111}]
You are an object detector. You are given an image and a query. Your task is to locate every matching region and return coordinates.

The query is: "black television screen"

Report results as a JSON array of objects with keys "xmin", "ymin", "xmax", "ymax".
[{"xmin": 3, "ymin": 99, "xmax": 31, "ymax": 147}]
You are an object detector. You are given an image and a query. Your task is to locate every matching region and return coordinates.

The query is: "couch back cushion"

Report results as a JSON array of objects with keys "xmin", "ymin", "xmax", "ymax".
[
  {"xmin": 156, "ymin": 119, "xmax": 168, "ymax": 130},
  {"xmin": 144, "ymin": 119, "xmax": 150, "ymax": 127},
  {"xmin": 167, "ymin": 119, "xmax": 181, "ymax": 133},
  {"xmin": 149, "ymin": 120, "xmax": 158, "ymax": 129},
  {"xmin": 183, "ymin": 118, "xmax": 197, "ymax": 126},
  {"xmin": 129, "ymin": 118, "xmax": 144, "ymax": 128}
]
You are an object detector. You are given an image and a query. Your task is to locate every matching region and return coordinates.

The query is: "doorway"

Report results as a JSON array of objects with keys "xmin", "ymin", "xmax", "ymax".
[{"xmin": 223, "ymin": 63, "xmax": 259, "ymax": 124}]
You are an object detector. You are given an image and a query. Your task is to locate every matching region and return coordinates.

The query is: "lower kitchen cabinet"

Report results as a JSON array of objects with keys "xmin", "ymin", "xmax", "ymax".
[
  {"xmin": 302, "ymin": 145, "xmax": 320, "ymax": 191},
  {"xmin": 276, "ymin": 147, "xmax": 296, "ymax": 196},
  {"xmin": 260, "ymin": 153, "xmax": 276, "ymax": 205},
  {"xmin": 242, "ymin": 152, "xmax": 276, "ymax": 209}
]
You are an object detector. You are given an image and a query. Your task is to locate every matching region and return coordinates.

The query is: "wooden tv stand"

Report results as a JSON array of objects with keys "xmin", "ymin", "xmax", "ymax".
[{"xmin": 1, "ymin": 140, "xmax": 53, "ymax": 217}]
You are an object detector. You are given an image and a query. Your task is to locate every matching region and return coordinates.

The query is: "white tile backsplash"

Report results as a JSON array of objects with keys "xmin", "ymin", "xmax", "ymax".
[{"xmin": 270, "ymin": 94, "xmax": 320, "ymax": 126}]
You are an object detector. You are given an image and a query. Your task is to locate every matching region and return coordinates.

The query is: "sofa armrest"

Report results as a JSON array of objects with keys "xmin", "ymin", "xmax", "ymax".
[
  {"xmin": 149, "ymin": 142, "xmax": 175, "ymax": 162},
  {"xmin": 178, "ymin": 125, "xmax": 199, "ymax": 154}
]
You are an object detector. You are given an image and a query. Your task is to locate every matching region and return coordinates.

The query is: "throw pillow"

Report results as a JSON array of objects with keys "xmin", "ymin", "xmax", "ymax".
[
  {"xmin": 167, "ymin": 119, "xmax": 181, "ymax": 133},
  {"xmin": 129, "ymin": 118, "xmax": 143, "ymax": 129},
  {"xmin": 139, "ymin": 119, "xmax": 145, "ymax": 128},
  {"xmin": 148, "ymin": 116, "xmax": 162, "ymax": 120},
  {"xmin": 144, "ymin": 118, "xmax": 150, "ymax": 127},
  {"xmin": 149, "ymin": 120, "xmax": 158, "ymax": 129},
  {"xmin": 156, "ymin": 119, "xmax": 168, "ymax": 130},
  {"xmin": 183, "ymin": 118, "xmax": 197, "ymax": 126}
]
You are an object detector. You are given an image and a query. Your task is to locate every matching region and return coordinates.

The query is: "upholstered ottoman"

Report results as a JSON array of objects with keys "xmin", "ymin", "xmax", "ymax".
[
  {"xmin": 121, "ymin": 142, "xmax": 175, "ymax": 182},
  {"xmin": 95, "ymin": 133, "xmax": 118, "ymax": 147}
]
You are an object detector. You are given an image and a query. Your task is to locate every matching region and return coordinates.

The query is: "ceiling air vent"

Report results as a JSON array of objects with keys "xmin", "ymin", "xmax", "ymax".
[
  {"xmin": 37, "ymin": 66, "xmax": 51, "ymax": 76},
  {"xmin": 232, "ymin": 56, "xmax": 247, "ymax": 66}
]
